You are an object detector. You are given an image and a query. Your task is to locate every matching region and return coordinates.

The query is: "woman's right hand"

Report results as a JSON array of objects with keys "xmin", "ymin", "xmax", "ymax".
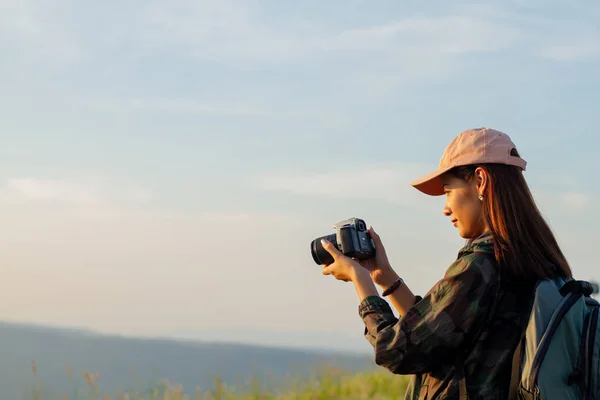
[{"xmin": 359, "ymin": 227, "xmax": 401, "ymax": 288}]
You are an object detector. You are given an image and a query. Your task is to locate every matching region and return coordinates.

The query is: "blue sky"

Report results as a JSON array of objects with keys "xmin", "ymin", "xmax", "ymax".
[{"xmin": 1, "ymin": 0, "xmax": 599, "ymax": 353}]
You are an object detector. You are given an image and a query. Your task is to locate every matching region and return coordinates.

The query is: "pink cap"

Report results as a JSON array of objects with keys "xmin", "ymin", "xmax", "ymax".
[{"xmin": 411, "ymin": 127, "xmax": 527, "ymax": 196}]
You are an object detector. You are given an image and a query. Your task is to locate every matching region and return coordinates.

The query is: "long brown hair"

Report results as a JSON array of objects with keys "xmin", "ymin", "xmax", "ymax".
[{"xmin": 449, "ymin": 149, "xmax": 572, "ymax": 282}]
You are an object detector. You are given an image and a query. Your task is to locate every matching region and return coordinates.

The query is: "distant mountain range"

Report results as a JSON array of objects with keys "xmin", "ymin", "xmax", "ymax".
[{"xmin": 0, "ymin": 321, "xmax": 378, "ymax": 399}]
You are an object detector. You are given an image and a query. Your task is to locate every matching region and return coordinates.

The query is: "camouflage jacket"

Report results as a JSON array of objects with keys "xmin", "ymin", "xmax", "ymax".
[{"xmin": 358, "ymin": 232, "xmax": 534, "ymax": 400}]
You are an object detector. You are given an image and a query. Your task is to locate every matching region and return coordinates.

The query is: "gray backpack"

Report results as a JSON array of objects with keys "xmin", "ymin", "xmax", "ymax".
[{"xmin": 509, "ymin": 277, "xmax": 600, "ymax": 399}]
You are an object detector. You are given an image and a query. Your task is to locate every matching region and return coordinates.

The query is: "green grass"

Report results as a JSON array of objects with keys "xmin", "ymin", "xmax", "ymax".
[{"xmin": 28, "ymin": 360, "xmax": 410, "ymax": 399}]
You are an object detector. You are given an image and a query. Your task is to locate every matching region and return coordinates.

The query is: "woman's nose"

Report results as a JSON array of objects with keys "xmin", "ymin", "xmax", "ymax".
[{"xmin": 443, "ymin": 205, "xmax": 452, "ymax": 217}]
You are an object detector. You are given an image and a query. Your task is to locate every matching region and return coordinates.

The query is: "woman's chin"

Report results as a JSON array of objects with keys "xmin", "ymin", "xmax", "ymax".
[{"xmin": 457, "ymin": 226, "xmax": 472, "ymax": 239}]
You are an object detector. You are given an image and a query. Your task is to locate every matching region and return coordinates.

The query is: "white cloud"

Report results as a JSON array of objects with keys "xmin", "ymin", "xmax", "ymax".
[
  {"xmin": 124, "ymin": 189, "xmax": 153, "ymax": 204},
  {"xmin": 7, "ymin": 0, "xmax": 598, "ymax": 120},
  {"xmin": 0, "ymin": 0, "xmax": 83, "ymax": 62},
  {"xmin": 483, "ymin": 3, "xmax": 600, "ymax": 62},
  {"xmin": 132, "ymin": 4, "xmax": 521, "ymax": 74},
  {"xmin": 7, "ymin": 178, "xmax": 103, "ymax": 204},
  {"xmin": 528, "ymin": 188, "xmax": 595, "ymax": 220},
  {"xmin": 1, "ymin": 1, "xmax": 520, "ymax": 70},
  {"xmin": 258, "ymin": 166, "xmax": 598, "ymax": 219},
  {"xmin": 82, "ymin": 96, "xmax": 270, "ymax": 117},
  {"xmin": 560, "ymin": 192, "xmax": 592, "ymax": 212},
  {"xmin": 256, "ymin": 163, "xmax": 437, "ymax": 208},
  {"xmin": 3, "ymin": 1, "xmax": 599, "ymax": 81},
  {"xmin": 538, "ymin": 35, "xmax": 600, "ymax": 61},
  {"xmin": 1, "ymin": 178, "xmax": 151, "ymax": 207},
  {"xmin": 324, "ymin": 15, "xmax": 518, "ymax": 55}
]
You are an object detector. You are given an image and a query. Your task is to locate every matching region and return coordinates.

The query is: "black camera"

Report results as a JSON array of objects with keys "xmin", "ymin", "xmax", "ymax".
[{"xmin": 310, "ymin": 217, "xmax": 376, "ymax": 265}]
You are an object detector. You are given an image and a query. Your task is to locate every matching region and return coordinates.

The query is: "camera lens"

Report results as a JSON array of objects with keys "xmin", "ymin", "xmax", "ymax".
[
  {"xmin": 310, "ymin": 233, "xmax": 337, "ymax": 265},
  {"xmin": 358, "ymin": 220, "xmax": 366, "ymax": 230}
]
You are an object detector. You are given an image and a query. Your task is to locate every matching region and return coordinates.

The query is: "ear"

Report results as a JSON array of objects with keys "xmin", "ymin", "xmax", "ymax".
[{"xmin": 473, "ymin": 167, "xmax": 488, "ymax": 196}]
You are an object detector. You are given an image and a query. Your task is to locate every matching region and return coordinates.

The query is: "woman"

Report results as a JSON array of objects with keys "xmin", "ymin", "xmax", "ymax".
[{"xmin": 320, "ymin": 128, "xmax": 572, "ymax": 399}]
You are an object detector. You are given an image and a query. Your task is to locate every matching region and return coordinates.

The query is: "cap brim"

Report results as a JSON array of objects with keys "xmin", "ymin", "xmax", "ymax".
[{"xmin": 410, "ymin": 166, "xmax": 453, "ymax": 196}]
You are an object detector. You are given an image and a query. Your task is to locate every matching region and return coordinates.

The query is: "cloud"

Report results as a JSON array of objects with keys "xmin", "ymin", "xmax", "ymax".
[
  {"xmin": 6, "ymin": 178, "xmax": 103, "ymax": 205},
  {"xmin": 7, "ymin": 0, "xmax": 598, "ymax": 121},
  {"xmin": 4, "ymin": 1, "xmax": 599, "ymax": 79},
  {"xmin": 125, "ymin": 189, "xmax": 152, "ymax": 204},
  {"xmin": 324, "ymin": 14, "xmax": 518, "ymax": 56},
  {"xmin": 480, "ymin": 2, "xmax": 600, "ymax": 62},
  {"xmin": 1, "ymin": 178, "xmax": 151, "ymax": 207},
  {"xmin": 0, "ymin": 0, "xmax": 83, "ymax": 63},
  {"xmin": 258, "ymin": 165, "xmax": 599, "ymax": 218},
  {"xmin": 538, "ymin": 35, "xmax": 600, "ymax": 62},
  {"xmin": 82, "ymin": 96, "xmax": 270, "ymax": 117},
  {"xmin": 517, "ymin": 9, "xmax": 600, "ymax": 62},
  {"xmin": 256, "ymin": 163, "xmax": 436, "ymax": 208},
  {"xmin": 133, "ymin": 3, "xmax": 521, "ymax": 74},
  {"xmin": 1, "ymin": 1, "xmax": 520, "ymax": 70},
  {"xmin": 560, "ymin": 192, "xmax": 592, "ymax": 212},
  {"xmin": 528, "ymin": 187, "xmax": 595, "ymax": 220}
]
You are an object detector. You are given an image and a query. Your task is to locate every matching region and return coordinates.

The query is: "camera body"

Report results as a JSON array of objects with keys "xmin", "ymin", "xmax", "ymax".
[{"xmin": 311, "ymin": 217, "xmax": 376, "ymax": 265}]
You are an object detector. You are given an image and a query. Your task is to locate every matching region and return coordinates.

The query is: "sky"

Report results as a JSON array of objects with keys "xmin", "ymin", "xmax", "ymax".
[{"xmin": 0, "ymin": 0, "xmax": 599, "ymax": 354}]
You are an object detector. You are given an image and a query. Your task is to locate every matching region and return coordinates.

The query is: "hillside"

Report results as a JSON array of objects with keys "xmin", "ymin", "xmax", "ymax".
[{"xmin": 0, "ymin": 321, "xmax": 383, "ymax": 399}]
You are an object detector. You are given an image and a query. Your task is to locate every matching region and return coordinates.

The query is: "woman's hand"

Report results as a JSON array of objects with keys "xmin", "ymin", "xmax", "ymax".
[
  {"xmin": 320, "ymin": 227, "xmax": 415, "ymax": 314},
  {"xmin": 320, "ymin": 239, "xmax": 379, "ymax": 301},
  {"xmin": 359, "ymin": 227, "xmax": 401, "ymax": 288},
  {"xmin": 320, "ymin": 239, "xmax": 363, "ymax": 282}
]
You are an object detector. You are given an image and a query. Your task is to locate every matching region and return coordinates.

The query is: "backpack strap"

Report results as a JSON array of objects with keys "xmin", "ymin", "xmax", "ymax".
[
  {"xmin": 529, "ymin": 290, "xmax": 582, "ymax": 390},
  {"xmin": 559, "ymin": 279, "xmax": 595, "ymax": 297},
  {"xmin": 567, "ymin": 303, "xmax": 594, "ymax": 397},
  {"xmin": 508, "ymin": 279, "xmax": 596, "ymax": 399},
  {"xmin": 584, "ymin": 306, "xmax": 599, "ymax": 400}
]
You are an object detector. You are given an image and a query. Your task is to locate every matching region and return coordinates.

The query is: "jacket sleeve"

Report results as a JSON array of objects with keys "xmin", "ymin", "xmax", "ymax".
[{"xmin": 358, "ymin": 253, "xmax": 499, "ymax": 375}]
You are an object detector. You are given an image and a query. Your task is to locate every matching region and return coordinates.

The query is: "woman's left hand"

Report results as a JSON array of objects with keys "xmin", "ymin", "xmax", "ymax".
[{"xmin": 320, "ymin": 239, "xmax": 362, "ymax": 282}]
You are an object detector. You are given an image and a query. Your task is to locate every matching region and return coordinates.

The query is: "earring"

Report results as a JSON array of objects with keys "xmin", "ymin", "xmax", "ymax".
[{"xmin": 478, "ymin": 195, "xmax": 484, "ymax": 201}]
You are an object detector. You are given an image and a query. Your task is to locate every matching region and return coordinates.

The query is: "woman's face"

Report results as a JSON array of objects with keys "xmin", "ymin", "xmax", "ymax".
[{"xmin": 440, "ymin": 172, "xmax": 487, "ymax": 240}]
